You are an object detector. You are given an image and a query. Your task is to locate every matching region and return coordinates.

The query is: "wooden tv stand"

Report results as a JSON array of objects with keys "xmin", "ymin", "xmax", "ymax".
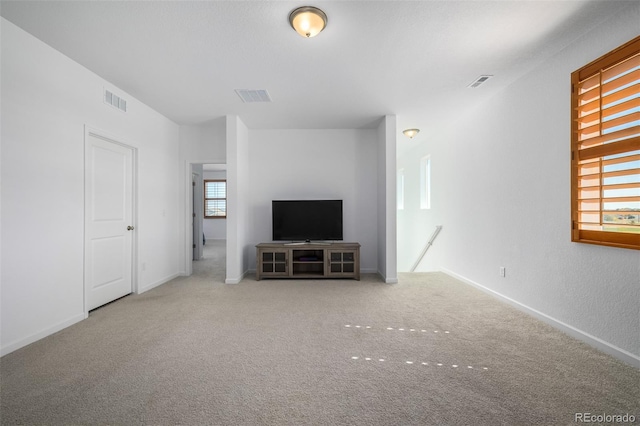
[{"xmin": 256, "ymin": 242, "xmax": 360, "ymax": 280}]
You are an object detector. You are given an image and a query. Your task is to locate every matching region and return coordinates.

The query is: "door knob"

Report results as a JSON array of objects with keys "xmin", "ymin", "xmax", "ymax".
[{"xmin": 127, "ymin": 226, "xmax": 134, "ymax": 231}]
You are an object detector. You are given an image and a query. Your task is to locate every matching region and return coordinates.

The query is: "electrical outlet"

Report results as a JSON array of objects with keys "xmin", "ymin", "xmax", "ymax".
[
  {"xmin": 142, "ymin": 262, "xmax": 146, "ymax": 272},
  {"xmin": 499, "ymin": 267, "xmax": 506, "ymax": 277}
]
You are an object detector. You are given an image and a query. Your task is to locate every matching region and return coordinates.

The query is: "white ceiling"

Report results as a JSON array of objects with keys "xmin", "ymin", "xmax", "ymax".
[{"xmin": 0, "ymin": 1, "xmax": 630, "ymax": 139}]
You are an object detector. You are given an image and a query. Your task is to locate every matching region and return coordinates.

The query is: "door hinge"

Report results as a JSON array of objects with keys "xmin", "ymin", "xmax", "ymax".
[
  {"xmin": 193, "ymin": 244, "xmax": 196, "ymax": 248},
  {"xmin": 192, "ymin": 181, "xmax": 196, "ymax": 187},
  {"xmin": 193, "ymin": 213, "xmax": 196, "ymax": 218}
]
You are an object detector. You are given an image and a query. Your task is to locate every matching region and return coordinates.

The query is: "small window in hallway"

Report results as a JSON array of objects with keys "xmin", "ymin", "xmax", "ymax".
[
  {"xmin": 204, "ymin": 179, "xmax": 226, "ymax": 218},
  {"xmin": 420, "ymin": 156, "xmax": 431, "ymax": 210}
]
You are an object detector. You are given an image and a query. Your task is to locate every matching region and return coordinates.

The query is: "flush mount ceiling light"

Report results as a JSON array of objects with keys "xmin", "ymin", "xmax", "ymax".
[
  {"xmin": 403, "ymin": 128, "xmax": 420, "ymax": 139},
  {"xmin": 289, "ymin": 6, "xmax": 327, "ymax": 38}
]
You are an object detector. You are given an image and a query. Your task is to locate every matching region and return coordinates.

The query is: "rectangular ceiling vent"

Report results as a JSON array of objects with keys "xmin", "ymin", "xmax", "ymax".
[
  {"xmin": 468, "ymin": 75, "xmax": 493, "ymax": 88},
  {"xmin": 104, "ymin": 89, "xmax": 127, "ymax": 112},
  {"xmin": 235, "ymin": 89, "xmax": 272, "ymax": 103}
]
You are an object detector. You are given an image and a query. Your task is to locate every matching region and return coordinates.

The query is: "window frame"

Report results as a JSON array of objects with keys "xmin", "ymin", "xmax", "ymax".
[
  {"xmin": 420, "ymin": 155, "xmax": 431, "ymax": 210},
  {"xmin": 571, "ymin": 36, "xmax": 640, "ymax": 250},
  {"xmin": 204, "ymin": 179, "xmax": 227, "ymax": 219}
]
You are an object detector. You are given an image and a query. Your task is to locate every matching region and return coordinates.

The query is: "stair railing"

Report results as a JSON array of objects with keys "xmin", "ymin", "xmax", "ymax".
[{"xmin": 409, "ymin": 225, "xmax": 442, "ymax": 272}]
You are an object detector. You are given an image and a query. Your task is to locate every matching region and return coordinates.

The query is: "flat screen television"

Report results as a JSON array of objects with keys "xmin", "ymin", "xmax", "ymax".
[{"xmin": 272, "ymin": 200, "xmax": 343, "ymax": 242}]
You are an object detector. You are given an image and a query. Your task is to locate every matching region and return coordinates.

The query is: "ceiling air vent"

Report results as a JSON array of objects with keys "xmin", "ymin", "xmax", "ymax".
[
  {"xmin": 104, "ymin": 89, "xmax": 127, "ymax": 112},
  {"xmin": 235, "ymin": 89, "xmax": 272, "ymax": 103},
  {"xmin": 468, "ymin": 75, "xmax": 493, "ymax": 88}
]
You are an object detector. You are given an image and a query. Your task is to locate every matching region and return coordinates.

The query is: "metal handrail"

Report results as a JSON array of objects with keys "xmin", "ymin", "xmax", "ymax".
[{"xmin": 410, "ymin": 225, "xmax": 442, "ymax": 272}]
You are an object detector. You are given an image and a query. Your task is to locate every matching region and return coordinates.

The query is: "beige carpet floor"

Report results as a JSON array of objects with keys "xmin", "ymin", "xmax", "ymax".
[{"xmin": 1, "ymin": 240, "xmax": 638, "ymax": 425}]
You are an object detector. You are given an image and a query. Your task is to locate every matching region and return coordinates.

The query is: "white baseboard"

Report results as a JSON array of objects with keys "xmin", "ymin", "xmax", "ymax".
[
  {"xmin": 2, "ymin": 273, "xmax": 180, "ymax": 357},
  {"xmin": 441, "ymin": 268, "xmax": 640, "ymax": 368},
  {"xmin": 1, "ymin": 312, "xmax": 87, "ymax": 357},
  {"xmin": 138, "ymin": 273, "xmax": 180, "ymax": 294},
  {"xmin": 377, "ymin": 271, "xmax": 398, "ymax": 284},
  {"xmin": 225, "ymin": 269, "xmax": 248, "ymax": 284}
]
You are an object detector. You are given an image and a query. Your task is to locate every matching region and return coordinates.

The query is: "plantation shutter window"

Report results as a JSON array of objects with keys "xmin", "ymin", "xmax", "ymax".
[
  {"xmin": 571, "ymin": 35, "xmax": 640, "ymax": 249},
  {"xmin": 204, "ymin": 180, "xmax": 226, "ymax": 219}
]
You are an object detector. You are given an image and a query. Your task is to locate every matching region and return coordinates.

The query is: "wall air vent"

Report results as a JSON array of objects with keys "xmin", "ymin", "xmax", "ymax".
[
  {"xmin": 468, "ymin": 75, "xmax": 493, "ymax": 88},
  {"xmin": 235, "ymin": 89, "xmax": 272, "ymax": 103},
  {"xmin": 104, "ymin": 89, "xmax": 127, "ymax": 112}
]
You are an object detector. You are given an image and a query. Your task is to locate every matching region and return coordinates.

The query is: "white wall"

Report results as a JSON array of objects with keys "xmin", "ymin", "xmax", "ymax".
[
  {"xmin": 397, "ymin": 3, "xmax": 640, "ymax": 365},
  {"xmin": 1, "ymin": 19, "xmax": 181, "ymax": 355},
  {"xmin": 203, "ymin": 170, "xmax": 227, "ymax": 241},
  {"xmin": 378, "ymin": 116, "xmax": 398, "ymax": 283},
  {"xmin": 179, "ymin": 118, "xmax": 226, "ymax": 162},
  {"xmin": 225, "ymin": 115, "xmax": 249, "ymax": 283},
  {"xmin": 246, "ymin": 129, "xmax": 379, "ymax": 273},
  {"xmin": 397, "ymin": 153, "xmax": 444, "ymax": 273}
]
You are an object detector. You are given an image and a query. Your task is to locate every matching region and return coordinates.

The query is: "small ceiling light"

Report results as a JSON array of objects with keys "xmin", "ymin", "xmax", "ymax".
[
  {"xmin": 289, "ymin": 6, "xmax": 327, "ymax": 38},
  {"xmin": 403, "ymin": 128, "xmax": 420, "ymax": 139}
]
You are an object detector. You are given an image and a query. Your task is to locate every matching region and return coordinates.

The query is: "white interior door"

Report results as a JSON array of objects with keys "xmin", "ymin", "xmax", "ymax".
[
  {"xmin": 192, "ymin": 167, "xmax": 204, "ymax": 261},
  {"xmin": 85, "ymin": 131, "xmax": 134, "ymax": 311},
  {"xmin": 192, "ymin": 173, "xmax": 198, "ymax": 260}
]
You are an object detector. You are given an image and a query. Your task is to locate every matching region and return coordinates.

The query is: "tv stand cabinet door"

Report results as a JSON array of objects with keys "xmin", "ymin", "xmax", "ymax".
[
  {"xmin": 327, "ymin": 249, "xmax": 360, "ymax": 280},
  {"xmin": 257, "ymin": 248, "xmax": 289, "ymax": 280}
]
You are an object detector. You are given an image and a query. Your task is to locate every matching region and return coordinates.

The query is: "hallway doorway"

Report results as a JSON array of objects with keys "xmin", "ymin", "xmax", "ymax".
[
  {"xmin": 192, "ymin": 239, "xmax": 226, "ymax": 283},
  {"xmin": 188, "ymin": 163, "xmax": 227, "ymax": 280}
]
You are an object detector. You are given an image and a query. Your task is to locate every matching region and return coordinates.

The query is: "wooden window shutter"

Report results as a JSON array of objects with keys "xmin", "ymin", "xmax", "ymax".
[{"xmin": 571, "ymin": 36, "xmax": 640, "ymax": 249}]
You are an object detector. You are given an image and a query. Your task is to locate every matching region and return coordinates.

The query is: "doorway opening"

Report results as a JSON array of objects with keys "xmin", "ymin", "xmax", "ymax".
[{"xmin": 189, "ymin": 163, "xmax": 227, "ymax": 283}]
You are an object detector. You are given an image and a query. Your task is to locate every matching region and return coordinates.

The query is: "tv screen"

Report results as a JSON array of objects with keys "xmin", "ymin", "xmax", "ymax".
[{"xmin": 272, "ymin": 200, "xmax": 343, "ymax": 241}]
